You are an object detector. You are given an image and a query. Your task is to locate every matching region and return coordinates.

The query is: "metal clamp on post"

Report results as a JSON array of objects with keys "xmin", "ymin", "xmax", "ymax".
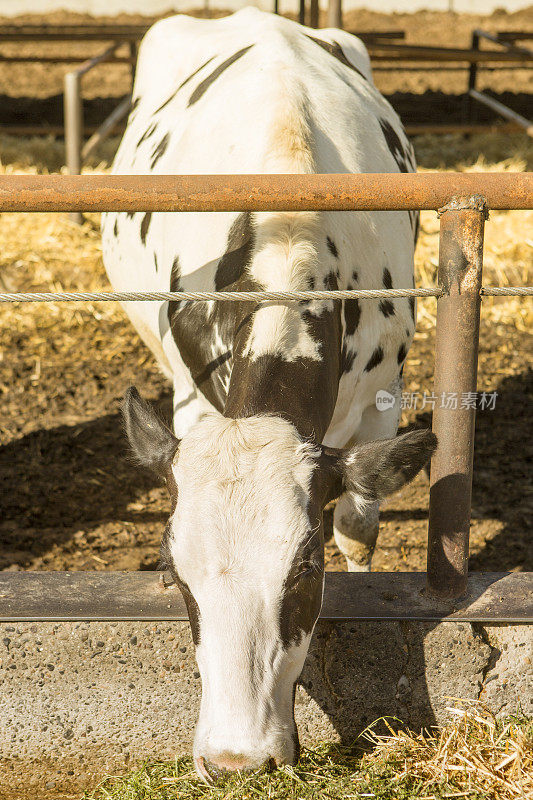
[{"xmin": 426, "ymin": 195, "xmax": 488, "ymax": 600}]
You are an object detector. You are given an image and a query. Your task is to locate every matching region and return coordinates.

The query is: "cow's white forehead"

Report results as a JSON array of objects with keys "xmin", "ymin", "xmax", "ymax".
[{"xmin": 168, "ymin": 413, "xmax": 319, "ymax": 587}]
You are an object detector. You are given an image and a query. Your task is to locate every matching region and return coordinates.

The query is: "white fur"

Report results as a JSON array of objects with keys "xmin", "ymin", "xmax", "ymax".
[{"xmin": 169, "ymin": 414, "xmax": 320, "ymax": 768}]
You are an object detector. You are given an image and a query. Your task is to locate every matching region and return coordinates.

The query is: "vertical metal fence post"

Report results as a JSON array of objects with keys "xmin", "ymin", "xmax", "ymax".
[
  {"xmin": 310, "ymin": 0, "xmax": 320, "ymax": 28},
  {"xmin": 328, "ymin": 0, "xmax": 342, "ymax": 29},
  {"xmin": 467, "ymin": 30, "xmax": 480, "ymax": 123},
  {"xmin": 64, "ymin": 70, "xmax": 83, "ymax": 224},
  {"xmin": 426, "ymin": 196, "xmax": 488, "ymax": 600}
]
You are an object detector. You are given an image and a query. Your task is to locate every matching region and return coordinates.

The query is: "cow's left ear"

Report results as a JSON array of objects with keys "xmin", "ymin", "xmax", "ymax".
[
  {"xmin": 323, "ymin": 429, "xmax": 437, "ymax": 508},
  {"xmin": 122, "ymin": 386, "xmax": 180, "ymax": 475}
]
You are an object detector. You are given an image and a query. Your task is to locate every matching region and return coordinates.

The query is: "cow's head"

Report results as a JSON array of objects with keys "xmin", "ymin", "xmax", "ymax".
[{"xmin": 123, "ymin": 387, "xmax": 436, "ymax": 782}]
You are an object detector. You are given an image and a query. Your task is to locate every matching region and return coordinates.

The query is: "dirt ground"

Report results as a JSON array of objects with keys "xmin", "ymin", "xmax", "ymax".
[
  {"xmin": 0, "ymin": 8, "xmax": 531, "ymax": 577},
  {"xmin": 0, "ymin": 7, "xmax": 531, "ymax": 127}
]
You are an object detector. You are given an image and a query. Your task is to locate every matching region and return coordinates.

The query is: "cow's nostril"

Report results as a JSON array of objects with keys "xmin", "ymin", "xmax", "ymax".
[{"xmin": 203, "ymin": 758, "xmax": 225, "ymax": 781}]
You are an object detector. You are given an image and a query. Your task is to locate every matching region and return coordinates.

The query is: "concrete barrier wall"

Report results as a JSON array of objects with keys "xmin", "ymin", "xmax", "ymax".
[{"xmin": 0, "ymin": 619, "xmax": 531, "ymax": 799}]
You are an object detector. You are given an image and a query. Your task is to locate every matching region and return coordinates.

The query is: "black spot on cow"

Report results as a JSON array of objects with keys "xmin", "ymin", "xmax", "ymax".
[
  {"xmin": 383, "ymin": 267, "xmax": 393, "ymax": 289},
  {"xmin": 215, "ymin": 213, "xmax": 255, "ymax": 290},
  {"xmin": 128, "ymin": 96, "xmax": 141, "ymax": 123},
  {"xmin": 379, "ymin": 299, "xmax": 395, "ymax": 318},
  {"xmin": 167, "ymin": 256, "xmax": 182, "ymax": 314},
  {"xmin": 170, "ymin": 256, "xmax": 181, "ymax": 290},
  {"xmin": 397, "ymin": 342, "xmax": 407, "ymax": 365},
  {"xmin": 323, "ymin": 271, "xmax": 338, "ymax": 290},
  {"xmin": 352, "ymin": 270, "xmax": 359, "ymax": 283},
  {"xmin": 379, "ymin": 119, "xmax": 409, "ymax": 173},
  {"xmin": 341, "ymin": 343, "xmax": 356, "ymax": 374},
  {"xmin": 279, "ymin": 530, "xmax": 324, "ymax": 649},
  {"xmin": 306, "ymin": 35, "xmax": 367, "ymax": 81},
  {"xmin": 154, "ymin": 56, "xmax": 217, "ymax": 114},
  {"xmin": 113, "ymin": 217, "xmax": 118, "ymax": 237},
  {"xmin": 193, "ymin": 351, "xmax": 233, "ymax": 388},
  {"xmin": 167, "ymin": 217, "xmax": 256, "ymax": 411},
  {"xmin": 409, "ymin": 295, "xmax": 416, "ymax": 322},
  {"xmin": 365, "ymin": 345, "xmax": 384, "ymax": 372},
  {"xmin": 140, "ymin": 212, "xmax": 152, "ymax": 245},
  {"xmin": 344, "ymin": 298, "xmax": 361, "ymax": 336},
  {"xmin": 136, "ymin": 122, "xmax": 157, "ymax": 149},
  {"xmin": 188, "ymin": 45, "xmax": 253, "ymax": 106},
  {"xmin": 176, "ymin": 576, "xmax": 201, "ymax": 647},
  {"xmin": 326, "ymin": 237, "xmax": 339, "ymax": 258},
  {"xmin": 410, "ymin": 210, "xmax": 420, "ymax": 245},
  {"xmin": 151, "ymin": 133, "xmax": 170, "ymax": 169}
]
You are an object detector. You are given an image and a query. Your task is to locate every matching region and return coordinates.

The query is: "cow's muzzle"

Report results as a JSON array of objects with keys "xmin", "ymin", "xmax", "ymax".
[{"xmin": 197, "ymin": 754, "xmax": 277, "ymax": 783}]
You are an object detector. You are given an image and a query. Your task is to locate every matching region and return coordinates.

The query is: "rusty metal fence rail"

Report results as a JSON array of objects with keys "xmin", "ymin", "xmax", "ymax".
[
  {"xmin": 0, "ymin": 171, "xmax": 532, "ymax": 610},
  {"xmin": 0, "ymin": 172, "xmax": 531, "ymax": 211}
]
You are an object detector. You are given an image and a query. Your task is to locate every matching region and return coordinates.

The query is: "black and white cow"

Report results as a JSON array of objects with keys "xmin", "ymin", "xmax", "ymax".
[{"xmin": 102, "ymin": 9, "xmax": 436, "ymax": 781}]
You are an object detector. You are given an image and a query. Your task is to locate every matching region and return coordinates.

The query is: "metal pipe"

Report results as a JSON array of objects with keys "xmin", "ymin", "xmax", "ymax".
[
  {"xmin": 310, "ymin": 0, "xmax": 319, "ymax": 29},
  {"xmin": 63, "ymin": 43, "xmax": 123, "ymax": 224},
  {"xmin": 404, "ymin": 123, "xmax": 524, "ymax": 135},
  {"xmin": 497, "ymin": 30, "xmax": 533, "ymax": 42},
  {"xmin": 0, "ymin": 124, "xmax": 126, "ymax": 137},
  {"xmin": 0, "ymin": 54, "xmax": 134, "ymax": 64},
  {"xmin": 81, "ymin": 96, "xmax": 131, "ymax": 160},
  {"xmin": 367, "ymin": 43, "xmax": 533, "ymax": 63},
  {"xmin": 372, "ymin": 65, "xmax": 527, "ymax": 71},
  {"xmin": 328, "ymin": 0, "xmax": 342, "ymax": 29},
  {"xmin": 63, "ymin": 70, "xmax": 83, "ymax": 224},
  {"xmin": 467, "ymin": 30, "xmax": 480, "ymax": 123},
  {"xmin": 0, "ymin": 173, "xmax": 531, "ymax": 213},
  {"xmin": 473, "ymin": 28, "xmax": 533, "ymax": 56},
  {"xmin": 74, "ymin": 43, "xmax": 120, "ymax": 77},
  {"xmin": 469, "ymin": 89, "xmax": 533, "ymax": 137},
  {"xmin": 353, "ymin": 30, "xmax": 405, "ymax": 40},
  {"xmin": 1, "ymin": 571, "xmax": 532, "ymax": 623},
  {"xmin": 0, "ymin": 24, "xmax": 150, "ymax": 41},
  {"xmin": 426, "ymin": 196, "xmax": 487, "ymax": 600}
]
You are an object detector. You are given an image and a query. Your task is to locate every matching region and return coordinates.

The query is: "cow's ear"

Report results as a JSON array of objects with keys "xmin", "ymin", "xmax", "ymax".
[
  {"xmin": 122, "ymin": 386, "xmax": 179, "ymax": 474},
  {"xmin": 327, "ymin": 429, "xmax": 437, "ymax": 508}
]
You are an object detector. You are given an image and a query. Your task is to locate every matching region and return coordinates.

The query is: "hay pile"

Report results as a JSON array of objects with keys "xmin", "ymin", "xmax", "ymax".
[{"xmin": 84, "ymin": 705, "xmax": 532, "ymax": 799}]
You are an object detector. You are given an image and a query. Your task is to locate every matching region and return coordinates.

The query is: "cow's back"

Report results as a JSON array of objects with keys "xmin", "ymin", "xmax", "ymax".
[{"xmin": 102, "ymin": 9, "xmax": 417, "ymax": 444}]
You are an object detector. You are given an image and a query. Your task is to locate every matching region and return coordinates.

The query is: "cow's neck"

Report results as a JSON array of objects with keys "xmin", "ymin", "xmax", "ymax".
[{"xmin": 224, "ymin": 302, "xmax": 342, "ymax": 442}]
